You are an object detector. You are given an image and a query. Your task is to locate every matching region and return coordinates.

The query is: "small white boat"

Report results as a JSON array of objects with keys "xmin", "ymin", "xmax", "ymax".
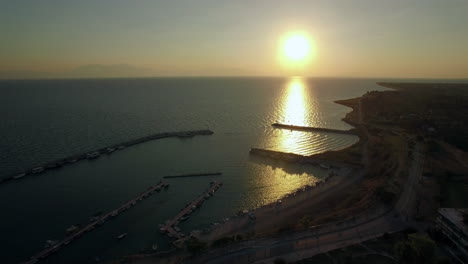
[
  {"xmin": 106, "ymin": 148, "xmax": 115, "ymax": 154},
  {"xmin": 86, "ymin": 152, "xmax": 100, "ymax": 159},
  {"xmin": 32, "ymin": 167, "xmax": 44, "ymax": 174},
  {"xmin": 13, "ymin": 173, "xmax": 26, "ymax": 179},
  {"xmin": 66, "ymin": 225, "xmax": 79, "ymax": 233},
  {"xmin": 116, "ymin": 233, "xmax": 127, "ymax": 240},
  {"xmin": 44, "ymin": 239, "xmax": 58, "ymax": 248},
  {"xmin": 152, "ymin": 244, "xmax": 158, "ymax": 251}
]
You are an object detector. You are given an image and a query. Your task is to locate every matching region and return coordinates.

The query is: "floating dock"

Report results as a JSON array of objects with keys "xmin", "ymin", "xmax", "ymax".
[
  {"xmin": 159, "ymin": 181, "xmax": 223, "ymax": 240},
  {"xmin": 2, "ymin": 129, "xmax": 214, "ymax": 185},
  {"xmin": 21, "ymin": 181, "xmax": 169, "ymax": 264},
  {"xmin": 272, "ymin": 123, "xmax": 356, "ymax": 135},
  {"xmin": 163, "ymin": 172, "xmax": 222, "ymax": 179}
]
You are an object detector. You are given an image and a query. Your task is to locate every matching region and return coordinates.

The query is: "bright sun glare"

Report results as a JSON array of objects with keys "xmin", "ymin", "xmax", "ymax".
[{"xmin": 283, "ymin": 33, "xmax": 311, "ymax": 62}]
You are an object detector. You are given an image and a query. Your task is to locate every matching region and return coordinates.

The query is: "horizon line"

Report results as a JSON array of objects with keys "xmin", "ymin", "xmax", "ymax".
[{"xmin": 1, "ymin": 75, "xmax": 468, "ymax": 81}]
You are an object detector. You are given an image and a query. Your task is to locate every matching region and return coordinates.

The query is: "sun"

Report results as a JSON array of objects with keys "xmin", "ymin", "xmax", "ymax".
[{"xmin": 283, "ymin": 33, "xmax": 311, "ymax": 62}]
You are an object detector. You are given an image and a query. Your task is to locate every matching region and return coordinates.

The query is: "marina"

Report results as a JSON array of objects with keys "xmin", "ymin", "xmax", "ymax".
[
  {"xmin": 272, "ymin": 123, "xmax": 357, "ymax": 135},
  {"xmin": 1, "ymin": 130, "xmax": 214, "ymax": 185},
  {"xmin": 21, "ymin": 181, "xmax": 169, "ymax": 264},
  {"xmin": 159, "ymin": 181, "xmax": 223, "ymax": 240}
]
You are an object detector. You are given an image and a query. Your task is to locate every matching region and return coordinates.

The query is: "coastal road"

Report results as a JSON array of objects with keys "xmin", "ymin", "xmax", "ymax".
[{"xmin": 187, "ymin": 143, "xmax": 424, "ymax": 264}]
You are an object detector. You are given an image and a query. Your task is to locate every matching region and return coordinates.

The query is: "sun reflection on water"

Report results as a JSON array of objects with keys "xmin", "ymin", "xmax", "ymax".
[
  {"xmin": 277, "ymin": 77, "xmax": 313, "ymax": 152},
  {"xmin": 281, "ymin": 77, "xmax": 308, "ymax": 126},
  {"xmin": 248, "ymin": 77, "xmax": 333, "ymax": 206}
]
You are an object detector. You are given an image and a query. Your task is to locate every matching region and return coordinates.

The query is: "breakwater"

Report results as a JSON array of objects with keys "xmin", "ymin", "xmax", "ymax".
[
  {"xmin": 163, "ymin": 172, "xmax": 222, "ymax": 179},
  {"xmin": 272, "ymin": 123, "xmax": 357, "ymax": 135},
  {"xmin": 21, "ymin": 181, "xmax": 169, "ymax": 264},
  {"xmin": 2, "ymin": 130, "xmax": 214, "ymax": 185},
  {"xmin": 159, "ymin": 181, "xmax": 223, "ymax": 240},
  {"xmin": 250, "ymin": 148, "xmax": 360, "ymax": 168}
]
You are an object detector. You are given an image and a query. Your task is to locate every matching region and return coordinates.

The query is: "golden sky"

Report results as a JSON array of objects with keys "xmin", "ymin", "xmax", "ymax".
[{"xmin": 1, "ymin": 0, "xmax": 467, "ymax": 78}]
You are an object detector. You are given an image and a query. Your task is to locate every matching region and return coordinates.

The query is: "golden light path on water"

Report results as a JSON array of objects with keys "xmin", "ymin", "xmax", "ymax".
[
  {"xmin": 282, "ymin": 77, "xmax": 308, "ymax": 126},
  {"xmin": 278, "ymin": 76, "xmax": 311, "ymax": 152},
  {"xmin": 248, "ymin": 77, "xmax": 322, "ymax": 207}
]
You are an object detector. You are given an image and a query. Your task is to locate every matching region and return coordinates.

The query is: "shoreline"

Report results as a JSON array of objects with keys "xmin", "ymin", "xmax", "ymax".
[
  {"xmin": 196, "ymin": 95, "xmax": 366, "ymax": 240},
  {"xmin": 120, "ymin": 84, "xmax": 370, "ymax": 263}
]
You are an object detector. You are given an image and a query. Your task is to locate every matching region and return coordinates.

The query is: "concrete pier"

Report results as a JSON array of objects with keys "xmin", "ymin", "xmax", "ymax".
[
  {"xmin": 272, "ymin": 123, "xmax": 357, "ymax": 135},
  {"xmin": 21, "ymin": 181, "xmax": 168, "ymax": 264},
  {"xmin": 2, "ymin": 129, "xmax": 214, "ymax": 185},
  {"xmin": 160, "ymin": 181, "xmax": 223, "ymax": 240}
]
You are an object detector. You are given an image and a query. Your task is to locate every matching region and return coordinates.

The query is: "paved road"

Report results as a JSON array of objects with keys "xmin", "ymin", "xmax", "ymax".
[{"xmin": 187, "ymin": 143, "xmax": 424, "ymax": 264}]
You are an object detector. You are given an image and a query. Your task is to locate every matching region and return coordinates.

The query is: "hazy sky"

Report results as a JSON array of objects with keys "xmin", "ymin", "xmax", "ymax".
[{"xmin": 1, "ymin": 0, "xmax": 467, "ymax": 78}]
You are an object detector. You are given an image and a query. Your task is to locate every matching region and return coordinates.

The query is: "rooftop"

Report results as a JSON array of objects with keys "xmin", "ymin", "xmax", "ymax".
[{"xmin": 438, "ymin": 208, "xmax": 468, "ymax": 236}]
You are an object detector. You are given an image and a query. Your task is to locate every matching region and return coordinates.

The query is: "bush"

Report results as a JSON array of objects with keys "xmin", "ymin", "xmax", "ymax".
[
  {"xmin": 394, "ymin": 241, "xmax": 417, "ymax": 263},
  {"xmin": 394, "ymin": 233, "xmax": 436, "ymax": 264}
]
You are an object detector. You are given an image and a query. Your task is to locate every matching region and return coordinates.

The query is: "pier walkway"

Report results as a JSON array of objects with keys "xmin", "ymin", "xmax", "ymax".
[
  {"xmin": 160, "ymin": 181, "xmax": 223, "ymax": 240},
  {"xmin": 22, "ymin": 181, "xmax": 168, "ymax": 264},
  {"xmin": 3, "ymin": 129, "xmax": 214, "ymax": 184},
  {"xmin": 272, "ymin": 123, "xmax": 357, "ymax": 135}
]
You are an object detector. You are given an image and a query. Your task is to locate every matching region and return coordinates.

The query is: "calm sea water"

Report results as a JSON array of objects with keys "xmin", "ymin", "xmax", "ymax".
[{"xmin": 0, "ymin": 77, "xmax": 388, "ymax": 263}]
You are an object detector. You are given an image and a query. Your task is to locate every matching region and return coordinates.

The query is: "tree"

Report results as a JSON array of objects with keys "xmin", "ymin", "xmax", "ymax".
[
  {"xmin": 394, "ymin": 241, "xmax": 417, "ymax": 263},
  {"xmin": 408, "ymin": 233, "xmax": 436, "ymax": 263},
  {"xmin": 394, "ymin": 233, "xmax": 436, "ymax": 264}
]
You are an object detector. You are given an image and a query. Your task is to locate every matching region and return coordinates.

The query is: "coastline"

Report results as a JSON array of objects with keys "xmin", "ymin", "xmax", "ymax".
[
  {"xmin": 119, "ymin": 86, "xmax": 371, "ymax": 264},
  {"xmin": 119, "ymin": 80, "xmax": 468, "ymax": 263},
  {"xmin": 197, "ymin": 96, "xmax": 367, "ymax": 240}
]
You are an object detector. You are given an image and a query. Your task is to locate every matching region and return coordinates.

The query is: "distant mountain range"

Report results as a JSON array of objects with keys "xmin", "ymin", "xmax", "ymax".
[
  {"xmin": 0, "ymin": 64, "xmax": 155, "ymax": 79},
  {"xmin": 0, "ymin": 64, "xmax": 264, "ymax": 79}
]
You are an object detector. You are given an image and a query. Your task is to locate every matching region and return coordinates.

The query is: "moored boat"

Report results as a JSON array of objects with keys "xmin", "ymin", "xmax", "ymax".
[
  {"xmin": 106, "ymin": 148, "xmax": 115, "ymax": 154},
  {"xmin": 32, "ymin": 167, "xmax": 44, "ymax": 174},
  {"xmin": 13, "ymin": 173, "xmax": 26, "ymax": 179},
  {"xmin": 86, "ymin": 152, "xmax": 100, "ymax": 159},
  {"xmin": 116, "ymin": 233, "xmax": 127, "ymax": 240}
]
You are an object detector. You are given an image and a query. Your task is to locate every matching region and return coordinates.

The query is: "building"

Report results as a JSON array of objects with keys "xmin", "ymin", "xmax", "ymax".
[{"xmin": 436, "ymin": 208, "xmax": 468, "ymax": 260}]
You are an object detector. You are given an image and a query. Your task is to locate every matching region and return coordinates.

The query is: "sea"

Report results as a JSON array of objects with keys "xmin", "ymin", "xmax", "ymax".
[{"xmin": 0, "ymin": 77, "xmax": 396, "ymax": 263}]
